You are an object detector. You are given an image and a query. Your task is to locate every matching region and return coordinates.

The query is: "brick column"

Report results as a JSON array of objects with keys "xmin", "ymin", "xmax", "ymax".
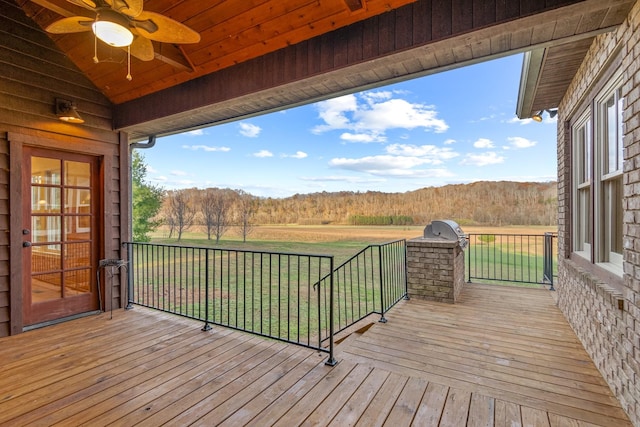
[{"xmin": 406, "ymin": 237, "xmax": 465, "ymax": 303}]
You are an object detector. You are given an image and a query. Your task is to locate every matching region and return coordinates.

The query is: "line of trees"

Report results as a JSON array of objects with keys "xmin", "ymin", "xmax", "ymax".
[
  {"xmin": 160, "ymin": 187, "xmax": 257, "ymax": 242},
  {"xmin": 132, "ymin": 151, "xmax": 557, "ymax": 242},
  {"xmin": 249, "ymin": 181, "xmax": 557, "ymax": 227},
  {"xmin": 148, "ymin": 181, "xmax": 557, "ymax": 241}
]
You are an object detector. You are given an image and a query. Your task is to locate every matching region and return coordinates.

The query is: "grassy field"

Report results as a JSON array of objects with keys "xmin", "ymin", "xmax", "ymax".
[{"xmin": 150, "ymin": 224, "xmax": 557, "ymax": 265}]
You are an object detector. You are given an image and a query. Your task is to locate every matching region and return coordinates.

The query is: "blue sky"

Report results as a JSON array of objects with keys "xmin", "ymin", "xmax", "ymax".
[{"xmin": 142, "ymin": 53, "xmax": 557, "ymax": 198}]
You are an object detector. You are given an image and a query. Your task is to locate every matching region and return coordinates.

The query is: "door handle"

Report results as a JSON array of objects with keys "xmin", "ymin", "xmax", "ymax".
[{"xmin": 23, "ymin": 241, "xmax": 31, "ymax": 248}]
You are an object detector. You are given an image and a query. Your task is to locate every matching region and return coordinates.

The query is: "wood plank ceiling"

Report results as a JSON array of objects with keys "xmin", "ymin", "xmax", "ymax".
[
  {"xmin": 15, "ymin": 0, "xmax": 637, "ymax": 140},
  {"xmin": 17, "ymin": 0, "xmax": 418, "ymax": 105}
]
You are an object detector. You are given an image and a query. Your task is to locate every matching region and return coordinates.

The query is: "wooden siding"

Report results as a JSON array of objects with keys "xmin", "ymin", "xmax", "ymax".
[
  {"xmin": 112, "ymin": 0, "xmax": 634, "ymax": 141},
  {"xmin": 0, "ymin": 0, "xmax": 124, "ymax": 336}
]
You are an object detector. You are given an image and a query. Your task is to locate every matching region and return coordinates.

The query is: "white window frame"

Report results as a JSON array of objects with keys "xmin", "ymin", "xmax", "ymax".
[
  {"xmin": 571, "ymin": 72, "xmax": 624, "ymax": 276},
  {"xmin": 595, "ymin": 78, "xmax": 624, "ymax": 274},
  {"xmin": 572, "ymin": 111, "xmax": 592, "ymax": 260}
]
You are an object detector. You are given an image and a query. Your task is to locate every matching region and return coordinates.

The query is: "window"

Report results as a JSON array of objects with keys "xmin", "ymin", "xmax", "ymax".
[
  {"xmin": 573, "ymin": 113, "xmax": 591, "ymax": 256},
  {"xmin": 598, "ymin": 86, "xmax": 624, "ymax": 268},
  {"xmin": 572, "ymin": 75, "xmax": 624, "ymax": 274}
]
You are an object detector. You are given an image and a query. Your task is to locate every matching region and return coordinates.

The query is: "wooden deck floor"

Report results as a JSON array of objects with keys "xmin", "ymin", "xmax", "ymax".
[{"xmin": 0, "ymin": 284, "xmax": 630, "ymax": 426}]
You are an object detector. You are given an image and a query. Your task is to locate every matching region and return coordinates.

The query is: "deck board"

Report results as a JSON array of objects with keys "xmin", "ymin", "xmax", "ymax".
[
  {"xmin": 0, "ymin": 283, "xmax": 632, "ymax": 426},
  {"xmin": 338, "ymin": 284, "xmax": 629, "ymax": 426}
]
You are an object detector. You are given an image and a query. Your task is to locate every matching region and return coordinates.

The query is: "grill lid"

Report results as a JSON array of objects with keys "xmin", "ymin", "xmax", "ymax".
[{"xmin": 423, "ymin": 220, "xmax": 468, "ymax": 248}]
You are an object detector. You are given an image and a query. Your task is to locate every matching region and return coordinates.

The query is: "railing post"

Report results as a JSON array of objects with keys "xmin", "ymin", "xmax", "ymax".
[
  {"xmin": 467, "ymin": 236, "xmax": 472, "ymax": 283},
  {"xmin": 325, "ymin": 256, "xmax": 337, "ymax": 366},
  {"xmin": 378, "ymin": 245, "xmax": 387, "ymax": 323},
  {"xmin": 403, "ymin": 240, "xmax": 409, "ymax": 300},
  {"xmin": 125, "ymin": 242, "xmax": 134, "ymax": 310},
  {"xmin": 202, "ymin": 248, "xmax": 212, "ymax": 331},
  {"xmin": 543, "ymin": 232, "xmax": 555, "ymax": 291}
]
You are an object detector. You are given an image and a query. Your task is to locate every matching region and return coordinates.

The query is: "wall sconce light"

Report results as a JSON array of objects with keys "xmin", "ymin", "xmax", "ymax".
[
  {"xmin": 532, "ymin": 109, "xmax": 558, "ymax": 122},
  {"xmin": 55, "ymin": 98, "xmax": 85, "ymax": 124}
]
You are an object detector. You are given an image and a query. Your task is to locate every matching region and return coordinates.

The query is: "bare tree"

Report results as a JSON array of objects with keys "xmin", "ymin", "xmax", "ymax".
[
  {"xmin": 166, "ymin": 189, "xmax": 196, "ymax": 241},
  {"xmin": 201, "ymin": 188, "xmax": 231, "ymax": 243},
  {"xmin": 235, "ymin": 189, "xmax": 256, "ymax": 242}
]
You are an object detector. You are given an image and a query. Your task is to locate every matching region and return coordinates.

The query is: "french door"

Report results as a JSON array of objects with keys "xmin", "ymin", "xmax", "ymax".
[{"xmin": 22, "ymin": 147, "xmax": 100, "ymax": 326}]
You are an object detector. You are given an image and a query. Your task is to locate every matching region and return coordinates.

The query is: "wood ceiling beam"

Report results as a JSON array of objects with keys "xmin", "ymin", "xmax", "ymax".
[
  {"xmin": 29, "ymin": 0, "xmax": 75, "ymax": 17},
  {"xmin": 154, "ymin": 44, "xmax": 195, "ymax": 73},
  {"xmin": 343, "ymin": 0, "xmax": 363, "ymax": 12}
]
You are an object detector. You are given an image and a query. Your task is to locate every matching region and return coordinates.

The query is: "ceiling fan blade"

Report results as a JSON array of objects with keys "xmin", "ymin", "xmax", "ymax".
[
  {"xmin": 133, "ymin": 11, "xmax": 200, "ymax": 44},
  {"xmin": 66, "ymin": 0, "xmax": 97, "ymax": 9},
  {"xmin": 46, "ymin": 17, "xmax": 93, "ymax": 34},
  {"xmin": 104, "ymin": 0, "xmax": 143, "ymax": 17},
  {"xmin": 130, "ymin": 36, "xmax": 154, "ymax": 61}
]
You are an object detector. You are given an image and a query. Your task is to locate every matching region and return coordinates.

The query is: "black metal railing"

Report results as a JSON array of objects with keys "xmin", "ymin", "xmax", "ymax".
[
  {"xmin": 543, "ymin": 232, "xmax": 556, "ymax": 290},
  {"xmin": 466, "ymin": 233, "xmax": 557, "ymax": 287},
  {"xmin": 315, "ymin": 239, "xmax": 408, "ymax": 341},
  {"xmin": 123, "ymin": 242, "xmax": 336, "ymax": 364}
]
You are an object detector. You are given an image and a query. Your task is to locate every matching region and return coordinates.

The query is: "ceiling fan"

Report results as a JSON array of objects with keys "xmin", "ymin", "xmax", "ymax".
[{"xmin": 45, "ymin": 0, "xmax": 200, "ymax": 66}]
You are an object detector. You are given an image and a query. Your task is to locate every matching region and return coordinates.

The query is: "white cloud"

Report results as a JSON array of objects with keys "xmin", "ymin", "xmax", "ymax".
[
  {"xmin": 171, "ymin": 170, "xmax": 188, "ymax": 176},
  {"xmin": 312, "ymin": 91, "xmax": 448, "ymax": 143},
  {"xmin": 331, "ymin": 155, "xmax": 433, "ymax": 170},
  {"xmin": 460, "ymin": 152, "xmax": 505, "ymax": 166},
  {"xmin": 473, "ymin": 138, "xmax": 495, "ymax": 149},
  {"xmin": 475, "ymin": 113, "xmax": 497, "ymax": 122},
  {"xmin": 444, "ymin": 139, "xmax": 456, "ymax": 145},
  {"xmin": 239, "ymin": 122, "xmax": 262, "ymax": 138},
  {"xmin": 385, "ymin": 143, "xmax": 459, "ymax": 163},
  {"xmin": 253, "ymin": 150, "xmax": 273, "ymax": 158},
  {"xmin": 340, "ymin": 132, "xmax": 386, "ymax": 143},
  {"xmin": 312, "ymin": 95, "xmax": 358, "ymax": 134},
  {"xmin": 362, "ymin": 91, "xmax": 393, "ymax": 103},
  {"xmin": 282, "ymin": 151, "xmax": 308, "ymax": 159},
  {"xmin": 508, "ymin": 116, "xmax": 533, "ymax": 125},
  {"xmin": 187, "ymin": 129, "xmax": 205, "ymax": 136},
  {"xmin": 508, "ymin": 136, "xmax": 537, "ymax": 148},
  {"xmin": 329, "ymin": 155, "xmax": 455, "ymax": 178},
  {"xmin": 182, "ymin": 144, "xmax": 231, "ymax": 152},
  {"xmin": 300, "ymin": 175, "xmax": 386, "ymax": 183}
]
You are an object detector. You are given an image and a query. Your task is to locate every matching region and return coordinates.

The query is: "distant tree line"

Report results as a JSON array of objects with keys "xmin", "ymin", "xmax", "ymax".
[
  {"xmin": 160, "ymin": 187, "xmax": 256, "ymax": 242},
  {"xmin": 249, "ymin": 181, "xmax": 557, "ymax": 227},
  {"xmin": 348, "ymin": 215, "xmax": 414, "ymax": 226},
  {"xmin": 132, "ymin": 150, "xmax": 557, "ymax": 243},
  {"xmin": 140, "ymin": 181, "xmax": 557, "ymax": 242}
]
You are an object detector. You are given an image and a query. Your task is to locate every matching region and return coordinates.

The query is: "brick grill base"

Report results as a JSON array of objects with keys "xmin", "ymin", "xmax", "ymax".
[{"xmin": 406, "ymin": 237, "xmax": 465, "ymax": 303}]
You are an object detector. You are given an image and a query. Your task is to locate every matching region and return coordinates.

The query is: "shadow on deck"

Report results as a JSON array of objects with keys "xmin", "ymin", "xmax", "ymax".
[{"xmin": 0, "ymin": 284, "xmax": 630, "ymax": 426}]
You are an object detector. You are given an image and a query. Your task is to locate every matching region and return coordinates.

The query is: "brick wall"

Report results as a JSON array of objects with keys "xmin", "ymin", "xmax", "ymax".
[
  {"xmin": 406, "ymin": 238, "xmax": 465, "ymax": 303},
  {"xmin": 557, "ymin": 1, "xmax": 640, "ymax": 424}
]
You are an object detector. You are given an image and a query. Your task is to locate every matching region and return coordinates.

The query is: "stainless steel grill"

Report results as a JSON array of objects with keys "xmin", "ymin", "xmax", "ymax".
[{"xmin": 423, "ymin": 219, "xmax": 468, "ymax": 249}]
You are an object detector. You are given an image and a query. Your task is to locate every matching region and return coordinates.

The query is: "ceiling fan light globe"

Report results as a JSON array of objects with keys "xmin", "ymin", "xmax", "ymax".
[{"xmin": 92, "ymin": 20, "xmax": 133, "ymax": 46}]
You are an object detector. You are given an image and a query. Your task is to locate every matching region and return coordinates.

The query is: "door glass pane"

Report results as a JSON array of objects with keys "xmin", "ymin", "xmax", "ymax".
[
  {"xmin": 65, "ymin": 189, "xmax": 91, "ymax": 213},
  {"xmin": 31, "ymin": 158, "xmax": 61, "ymax": 185},
  {"xmin": 65, "ymin": 161, "xmax": 91, "ymax": 187},
  {"xmin": 65, "ymin": 217, "xmax": 90, "ymax": 240},
  {"xmin": 31, "ymin": 187, "xmax": 61, "ymax": 213},
  {"xmin": 66, "ymin": 243, "xmax": 90, "ymax": 269},
  {"xmin": 32, "ymin": 245, "xmax": 61, "ymax": 273},
  {"xmin": 32, "ymin": 272, "xmax": 63, "ymax": 302},
  {"xmin": 32, "ymin": 216, "xmax": 61, "ymax": 243},
  {"xmin": 64, "ymin": 270, "xmax": 91, "ymax": 296}
]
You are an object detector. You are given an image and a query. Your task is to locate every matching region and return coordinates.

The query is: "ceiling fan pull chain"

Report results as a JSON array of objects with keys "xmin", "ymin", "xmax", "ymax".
[
  {"xmin": 126, "ymin": 45, "xmax": 132, "ymax": 81},
  {"xmin": 93, "ymin": 32, "xmax": 99, "ymax": 63}
]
